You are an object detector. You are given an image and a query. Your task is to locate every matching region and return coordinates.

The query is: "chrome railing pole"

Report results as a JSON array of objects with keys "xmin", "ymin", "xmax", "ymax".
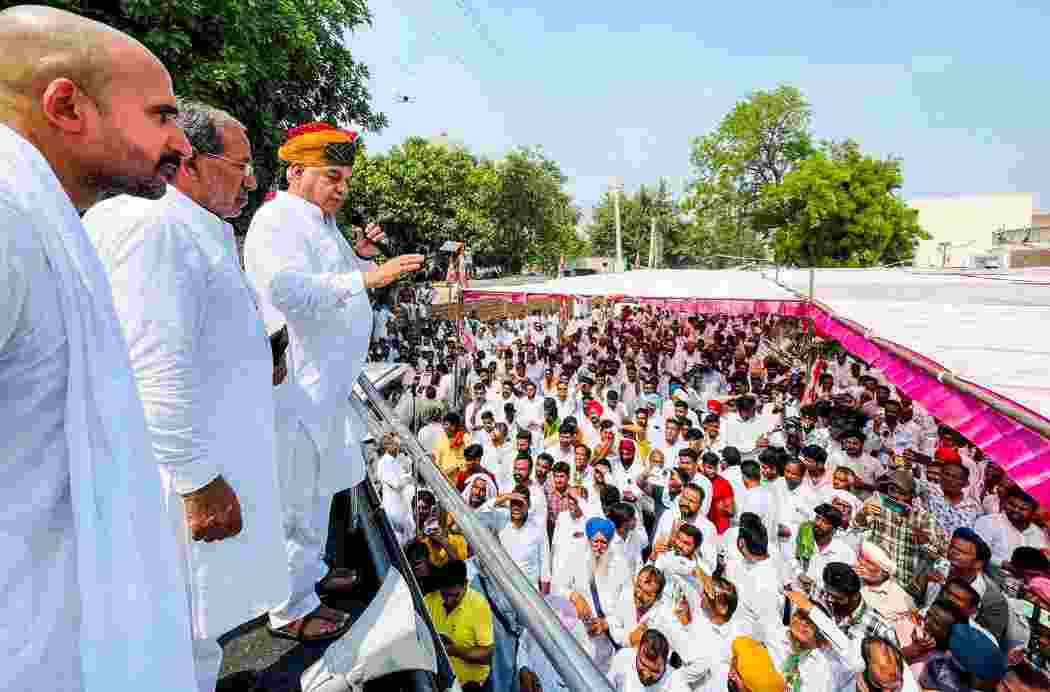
[{"xmin": 355, "ymin": 374, "xmax": 616, "ymax": 692}]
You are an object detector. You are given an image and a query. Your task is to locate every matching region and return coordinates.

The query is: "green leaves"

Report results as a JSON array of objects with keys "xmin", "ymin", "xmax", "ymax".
[
  {"xmin": 587, "ymin": 180, "xmax": 684, "ymax": 268},
  {"xmin": 36, "ymin": 0, "xmax": 387, "ymax": 231},
  {"xmin": 677, "ymin": 84, "xmax": 925, "ymax": 269},
  {"xmin": 343, "ymin": 139, "xmax": 580, "ymax": 274},
  {"xmin": 757, "ymin": 141, "xmax": 929, "ymax": 267}
]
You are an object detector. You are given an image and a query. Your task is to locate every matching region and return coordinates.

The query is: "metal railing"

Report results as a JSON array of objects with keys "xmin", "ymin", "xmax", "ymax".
[{"xmin": 354, "ymin": 374, "xmax": 617, "ymax": 692}]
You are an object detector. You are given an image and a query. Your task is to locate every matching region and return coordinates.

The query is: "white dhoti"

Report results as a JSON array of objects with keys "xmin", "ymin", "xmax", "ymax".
[
  {"xmin": 269, "ymin": 390, "xmax": 366, "ymax": 629},
  {"xmin": 268, "ymin": 424, "xmax": 329, "ymax": 628}
]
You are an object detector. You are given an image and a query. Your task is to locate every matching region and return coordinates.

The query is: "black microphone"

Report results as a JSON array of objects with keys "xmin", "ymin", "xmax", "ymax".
[{"xmin": 348, "ymin": 206, "xmax": 398, "ymax": 257}]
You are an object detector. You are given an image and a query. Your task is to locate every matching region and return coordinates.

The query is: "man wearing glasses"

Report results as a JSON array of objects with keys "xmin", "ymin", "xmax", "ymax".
[{"xmin": 84, "ymin": 100, "xmax": 291, "ymax": 690}]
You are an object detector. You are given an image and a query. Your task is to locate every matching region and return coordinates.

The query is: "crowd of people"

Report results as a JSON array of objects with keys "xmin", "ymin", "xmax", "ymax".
[
  {"xmin": 5, "ymin": 7, "xmax": 1050, "ymax": 692},
  {"xmin": 375, "ymin": 303, "xmax": 1050, "ymax": 692}
]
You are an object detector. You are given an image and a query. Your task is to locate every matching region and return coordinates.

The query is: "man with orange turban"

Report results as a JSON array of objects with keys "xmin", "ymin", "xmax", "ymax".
[
  {"xmin": 729, "ymin": 636, "xmax": 787, "ymax": 692},
  {"xmin": 244, "ymin": 122, "xmax": 423, "ymax": 641}
]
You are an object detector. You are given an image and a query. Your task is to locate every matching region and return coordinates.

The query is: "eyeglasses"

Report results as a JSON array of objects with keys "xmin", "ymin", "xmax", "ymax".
[{"xmin": 197, "ymin": 151, "xmax": 254, "ymax": 178}]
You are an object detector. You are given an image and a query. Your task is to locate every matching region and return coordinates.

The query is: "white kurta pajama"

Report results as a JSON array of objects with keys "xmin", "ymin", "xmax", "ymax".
[
  {"xmin": 84, "ymin": 185, "xmax": 287, "ymax": 692},
  {"xmin": 244, "ymin": 191, "xmax": 372, "ymax": 627},
  {"xmin": 1, "ymin": 126, "xmax": 203, "ymax": 692}
]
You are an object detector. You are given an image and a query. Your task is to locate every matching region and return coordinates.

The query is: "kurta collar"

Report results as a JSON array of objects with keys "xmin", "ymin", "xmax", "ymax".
[
  {"xmin": 275, "ymin": 190, "xmax": 328, "ymax": 225},
  {"xmin": 165, "ymin": 185, "xmax": 235, "ymax": 255}
]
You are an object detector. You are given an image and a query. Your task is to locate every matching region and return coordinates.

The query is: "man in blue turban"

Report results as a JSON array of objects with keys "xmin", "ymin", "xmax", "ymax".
[
  {"xmin": 555, "ymin": 515, "xmax": 624, "ymax": 674},
  {"xmin": 586, "ymin": 516, "xmax": 616, "ymax": 542}
]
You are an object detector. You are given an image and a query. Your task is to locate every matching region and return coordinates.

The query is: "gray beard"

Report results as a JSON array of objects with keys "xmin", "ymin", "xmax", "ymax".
[{"xmin": 591, "ymin": 550, "xmax": 612, "ymax": 579}]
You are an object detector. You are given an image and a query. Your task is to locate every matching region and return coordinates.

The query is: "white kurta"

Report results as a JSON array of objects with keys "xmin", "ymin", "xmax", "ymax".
[
  {"xmin": 555, "ymin": 557, "xmax": 627, "ymax": 674},
  {"xmin": 378, "ymin": 452, "xmax": 415, "ymax": 545},
  {"xmin": 244, "ymin": 191, "xmax": 371, "ymax": 496},
  {"xmin": 552, "ymin": 511, "xmax": 597, "ymax": 577},
  {"xmin": 84, "ymin": 186, "xmax": 287, "ymax": 639},
  {"xmin": 0, "ymin": 125, "xmax": 195, "ymax": 692}
]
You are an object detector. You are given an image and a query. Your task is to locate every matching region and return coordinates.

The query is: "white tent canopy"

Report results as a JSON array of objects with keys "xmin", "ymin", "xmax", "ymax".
[
  {"xmin": 468, "ymin": 269, "xmax": 797, "ymax": 301},
  {"xmin": 777, "ymin": 268, "xmax": 1050, "ymax": 421}
]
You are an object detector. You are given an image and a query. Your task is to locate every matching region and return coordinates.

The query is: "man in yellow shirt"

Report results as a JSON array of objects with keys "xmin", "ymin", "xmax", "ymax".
[
  {"xmin": 423, "ymin": 560, "xmax": 494, "ymax": 691},
  {"xmin": 434, "ymin": 411, "xmax": 471, "ymax": 482},
  {"xmin": 414, "ymin": 490, "xmax": 469, "ymax": 568}
]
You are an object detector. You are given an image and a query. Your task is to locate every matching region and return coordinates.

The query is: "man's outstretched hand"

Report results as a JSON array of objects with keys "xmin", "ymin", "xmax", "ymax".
[{"xmin": 365, "ymin": 254, "xmax": 425, "ymax": 289}]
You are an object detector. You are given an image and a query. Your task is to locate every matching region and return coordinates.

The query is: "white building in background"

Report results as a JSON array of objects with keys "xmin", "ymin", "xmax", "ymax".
[{"xmin": 909, "ymin": 192, "xmax": 1034, "ymax": 268}]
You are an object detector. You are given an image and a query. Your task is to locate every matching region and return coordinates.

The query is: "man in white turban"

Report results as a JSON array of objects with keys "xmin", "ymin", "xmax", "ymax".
[{"xmin": 855, "ymin": 541, "xmax": 915, "ymax": 623}]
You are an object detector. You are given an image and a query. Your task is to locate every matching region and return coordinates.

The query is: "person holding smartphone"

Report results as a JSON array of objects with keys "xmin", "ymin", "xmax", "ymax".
[{"xmin": 856, "ymin": 469, "xmax": 949, "ymax": 602}]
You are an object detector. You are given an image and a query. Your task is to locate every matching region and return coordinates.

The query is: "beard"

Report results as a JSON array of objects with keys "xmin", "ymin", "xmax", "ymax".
[
  {"xmin": 786, "ymin": 479, "xmax": 802, "ymax": 491},
  {"xmin": 90, "ymin": 136, "xmax": 181, "ymax": 202},
  {"xmin": 591, "ymin": 549, "xmax": 613, "ymax": 580},
  {"xmin": 813, "ymin": 526, "xmax": 834, "ymax": 544},
  {"xmin": 680, "ymin": 505, "xmax": 698, "ymax": 521}
]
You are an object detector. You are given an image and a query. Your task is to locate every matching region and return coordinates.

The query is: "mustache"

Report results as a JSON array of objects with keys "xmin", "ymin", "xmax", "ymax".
[{"xmin": 158, "ymin": 153, "xmax": 183, "ymax": 169}]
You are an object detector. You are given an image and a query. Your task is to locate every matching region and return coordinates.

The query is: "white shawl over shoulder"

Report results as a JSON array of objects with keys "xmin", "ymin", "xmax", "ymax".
[{"xmin": 0, "ymin": 124, "xmax": 194, "ymax": 691}]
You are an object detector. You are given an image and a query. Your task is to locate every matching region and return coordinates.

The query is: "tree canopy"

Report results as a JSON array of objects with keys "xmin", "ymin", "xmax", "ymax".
[
  {"xmin": 674, "ymin": 84, "xmax": 926, "ymax": 269},
  {"xmin": 36, "ymin": 0, "xmax": 386, "ymax": 228},
  {"xmin": 345, "ymin": 138, "xmax": 583, "ymax": 275},
  {"xmin": 683, "ymin": 85, "xmax": 813, "ymax": 225},
  {"xmin": 754, "ymin": 140, "xmax": 929, "ymax": 266}
]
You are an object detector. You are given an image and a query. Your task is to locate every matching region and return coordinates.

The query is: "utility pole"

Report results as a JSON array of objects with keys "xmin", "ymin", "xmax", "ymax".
[
  {"xmin": 612, "ymin": 179, "xmax": 624, "ymax": 272},
  {"xmin": 649, "ymin": 217, "xmax": 657, "ymax": 268}
]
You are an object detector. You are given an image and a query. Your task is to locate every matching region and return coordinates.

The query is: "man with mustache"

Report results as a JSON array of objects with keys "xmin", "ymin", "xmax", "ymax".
[
  {"xmin": 0, "ymin": 6, "xmax": 198, "ymax": 690},
  {"xmin": 463, "ymin": 474, "xmax": 494, "ymax": 509},
  {"xmin": 653, "ymin": 482, "xmax": 719, "ymax": 574},
  {"xmin": 85, "ymin": 102, "xmax": 302, "ymax": 674},
  {"xmin": 498, "ymin": 453, "xmax": 549, "ymax": 531},
  {"xmin": 485, "ymin": 486, "xmax": 551, "ymax": 594},
  {"xmin": 607, "ymin": 565, "xmax": 667, "ymax": 650},
  {"xmin": 770, "ymin": 603, "xmax": 836, "ymax": 692},
  {"xmin": 974, "ymin": 486, "xmax": 1050, "ymax": 574},
  {"xmin": 653, "ymin": 523, "xmax": 704, "ymax": 582},
  {"xmin": 795, "ymin": 504, "xmax": 854, "ymax": 594},
  {"xmin": 854, "ymin": 542, "xmax": 915, "ymax": 624}
]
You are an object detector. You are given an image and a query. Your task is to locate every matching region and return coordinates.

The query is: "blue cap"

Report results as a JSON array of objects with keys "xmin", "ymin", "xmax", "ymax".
[{"xmin": 949, "ymin": 624, "xmax": 1007, "ymax": 681}]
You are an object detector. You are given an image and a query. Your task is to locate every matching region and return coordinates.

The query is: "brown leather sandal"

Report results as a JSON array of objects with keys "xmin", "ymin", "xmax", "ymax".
[{"xmin": 267, "ymin": 605, "xmax": 350, "ymax": 642}]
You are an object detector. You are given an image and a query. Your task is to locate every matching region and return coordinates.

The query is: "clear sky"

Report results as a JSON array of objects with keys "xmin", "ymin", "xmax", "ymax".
[{"xmin": 347, "ymin": 0, "xmax": 1049, "ymax": 214}]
